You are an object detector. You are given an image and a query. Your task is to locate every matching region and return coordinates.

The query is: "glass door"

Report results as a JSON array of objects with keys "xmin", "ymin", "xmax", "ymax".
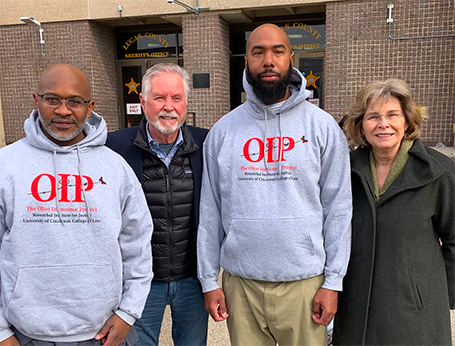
[
  {"xmin": 294, "ymin": 51, "xmax": 324, "ymax": 109},
  {"xmin": 118, "ymin": 60, "xmax": 147, "ymax": 128}
]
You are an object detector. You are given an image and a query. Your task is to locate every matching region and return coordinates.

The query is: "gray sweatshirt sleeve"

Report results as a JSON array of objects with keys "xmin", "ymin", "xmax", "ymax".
[
  {"xmin": 116, "ymin": 182, "xmax": 153, "ymax": 324},
  {"xmin": 197, "ymin": 142, "xmax": 225, "ymax": 293},
  {"xmin": 0, "ymin": 211, "xmax": 14, "ymax": 342},
  {"xmin": 319, "ymin": 136, "xmax": 352, "ymax": 291}
]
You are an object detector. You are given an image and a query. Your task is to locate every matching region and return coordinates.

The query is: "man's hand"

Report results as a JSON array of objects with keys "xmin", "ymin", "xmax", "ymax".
[
  {"xmin": 0, "ymin": 336, "xmax": 19, "ymax": 346},
  {"xmin": 95, "ymin": 314, "xmax": 131, "ymax": 346},
  {"xmin": 204, "ymin": 288, "xmax": 229, "ymax": 322},
  {"xmin": 312, "ymin": 287, "xmax": 338, "ymax": 326}
]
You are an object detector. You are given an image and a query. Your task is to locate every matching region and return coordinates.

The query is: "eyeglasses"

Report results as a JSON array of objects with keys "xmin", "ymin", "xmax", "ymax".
[
  {"xmin": 38, "ymin": 94, "xmax": 91, "ymax": 110},
  {"xmin": 363, "ymin": 113, "xmax": 404, "ymax": 123}
]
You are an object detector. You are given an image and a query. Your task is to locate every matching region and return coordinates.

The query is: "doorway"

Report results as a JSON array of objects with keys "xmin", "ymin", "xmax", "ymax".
[
  {"xmin": 117, "ymin": 58, "xmax": 179, "ymax": 128},
  {"xmin": 294, "ymin": 51, "xmax": 324, "ymax": 109}
]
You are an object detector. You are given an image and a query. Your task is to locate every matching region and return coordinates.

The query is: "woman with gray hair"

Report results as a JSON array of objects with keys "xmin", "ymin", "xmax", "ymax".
[{"xmin": 333, "ymin": 79, "xmax": 454, "ymax": 345}]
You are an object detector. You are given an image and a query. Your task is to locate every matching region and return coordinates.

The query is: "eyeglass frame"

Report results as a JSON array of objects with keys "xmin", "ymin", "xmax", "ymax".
[
  {"xmin": 37, "ymin": 93, "xmax": 91, "ymax": 110},
  {"xmin": 362, "ymin": 112, "xmax": 405, "ymax": 123}
]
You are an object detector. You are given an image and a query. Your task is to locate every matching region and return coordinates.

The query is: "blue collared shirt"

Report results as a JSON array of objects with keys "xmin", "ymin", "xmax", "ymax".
[{"xmin": 146, "ymin": 122, "xmax": 184, "ymax": 169}]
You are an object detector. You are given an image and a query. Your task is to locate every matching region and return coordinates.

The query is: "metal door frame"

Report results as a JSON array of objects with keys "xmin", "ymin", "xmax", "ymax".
[{"xmin": 293, "ymin": 51, "xmax": 325, "ymax": 108}]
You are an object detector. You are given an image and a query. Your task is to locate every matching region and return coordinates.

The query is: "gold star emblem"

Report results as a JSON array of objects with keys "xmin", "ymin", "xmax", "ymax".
[
  {"xmin": 305, "ymin": 71, "xmax": 320, "ymax": 88},
  {"xmin": 125, "ymin": 78, "xmax": 140, "ymax": 94}
]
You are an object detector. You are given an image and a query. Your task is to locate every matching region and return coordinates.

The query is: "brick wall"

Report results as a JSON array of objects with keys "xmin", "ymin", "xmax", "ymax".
[
  {"xmin": 325, "ymin": 0, "xmax": 455, "ymax": 145},
  {"xmin": 87, "ymin": 22, "xmax": 119, "ymax": 132},
  {"xmin": 0, "ymin": 21, "xmax": 118, "ymax": 144},
  {"xmin": 182, "ymin": 15, "xmax": 231, "ymax": 129}
]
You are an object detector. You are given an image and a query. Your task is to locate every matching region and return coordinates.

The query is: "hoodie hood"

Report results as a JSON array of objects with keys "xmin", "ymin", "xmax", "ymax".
[
  {"xmin": 24, "ymin": 110, "xmax": 107, "ymax": 152},
  {"xmin": 242, "ymin": 67, "xmax": 312, "ymax": 119},
  {"xmin": 23, "ymin": 110, "xmax": 107, "ymax": 222},
  {"xmin": 242, "ymin": 67, "xmax": 312, "ymax": 173}
]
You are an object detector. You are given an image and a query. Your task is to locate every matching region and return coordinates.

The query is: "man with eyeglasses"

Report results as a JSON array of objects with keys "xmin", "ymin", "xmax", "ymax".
[
  {"xmin": 35, "ymin": 93, "xmax": 92, "ymax": 145},
  {"xmin": 0, "ymin": 64, "xmax": 153, "ymax": 346}
]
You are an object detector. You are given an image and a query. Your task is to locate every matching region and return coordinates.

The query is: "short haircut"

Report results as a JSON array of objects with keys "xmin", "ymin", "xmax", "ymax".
[
  {"xmin": 346, "ymin": 78, "xmax": 423, "ymax": 147},
  {"xmin": 141, "ymin": 63, "xmax": 190, "ymax": 102}
]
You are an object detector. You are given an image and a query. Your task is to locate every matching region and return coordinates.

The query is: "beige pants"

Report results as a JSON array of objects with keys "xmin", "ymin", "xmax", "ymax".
[{"xmin": 223, "ymin": 271, "xmax": 327, "ymax": 346}]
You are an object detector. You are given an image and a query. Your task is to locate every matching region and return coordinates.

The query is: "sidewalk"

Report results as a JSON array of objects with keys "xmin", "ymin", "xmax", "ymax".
[
  {"xmin": 159, "ymin": 308, "xmax": 454, "ymax": 345},
  {"xmin": 159, "ymin": 307, "xmax": 230, "ymax": 345}
]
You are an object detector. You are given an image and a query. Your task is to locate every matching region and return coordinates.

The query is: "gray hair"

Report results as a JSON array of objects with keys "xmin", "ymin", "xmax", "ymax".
[{"xmin": 141, "ymin": 63, "xmax": 190, "ymax": 102}]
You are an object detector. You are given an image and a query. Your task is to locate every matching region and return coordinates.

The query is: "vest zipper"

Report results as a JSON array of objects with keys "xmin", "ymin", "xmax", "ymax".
[{"xmin": 165, "ymin": 170, "xmax": 175, "ymax": 281}]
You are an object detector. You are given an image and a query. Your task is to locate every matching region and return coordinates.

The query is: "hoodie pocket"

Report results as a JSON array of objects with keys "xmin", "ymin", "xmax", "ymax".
[
  {"xmin": 7, "ymin": 264, "xmax": 119, "ymax": 337},
  {"xmin": 222, "ymin": 218, "xmax": 318, "ymax": 280}
]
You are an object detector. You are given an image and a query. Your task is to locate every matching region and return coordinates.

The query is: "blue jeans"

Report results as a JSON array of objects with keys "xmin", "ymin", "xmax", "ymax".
[{"xmin": 134, "ymin": 277, "xmax": 208, "ymax": 346}]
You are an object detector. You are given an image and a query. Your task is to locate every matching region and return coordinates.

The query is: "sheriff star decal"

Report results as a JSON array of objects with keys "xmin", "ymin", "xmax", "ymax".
[
  {"xmin": 305, "ymin": 71, "xmax": 320, "ymax": 88},
  {"xmin": 125, "ymin": 78, "xmax": 140, "ymax": 94}
]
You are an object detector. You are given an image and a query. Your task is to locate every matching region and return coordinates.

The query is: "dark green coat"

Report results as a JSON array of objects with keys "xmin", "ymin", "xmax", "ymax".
[{"xmin": 333, "ymin": 139, "xmax": 455, "ymax": 345}]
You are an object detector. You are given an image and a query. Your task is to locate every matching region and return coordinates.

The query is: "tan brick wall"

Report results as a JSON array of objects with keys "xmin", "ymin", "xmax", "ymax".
[
  {"xmin": 183, "ymin": 15, "xmax": 231, "ymax": 129},
  {"xmin": 0, "ymin": 21, "xmax": 118, "ymax": 144},
  {"xmin": 325, "ymin": 0, "xmax": 455, "ymax": 145},
  {"xmin": 0, "ymin": 93, "xmax": 4, "ymax": 147},
  {"xmin": 87, "ymin": 22, "xmax": 120, "ymax": 132}
]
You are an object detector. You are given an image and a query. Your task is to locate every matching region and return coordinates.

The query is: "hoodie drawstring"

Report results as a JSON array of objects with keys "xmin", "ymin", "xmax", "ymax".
[
  {"xmin": 263, "ymin": 107, "xmax": 269, "ymax": 170},
  {"xmin": 52, "ymin": 149, "xmax": 64, "ymax": 226},
  {"xmin": 77, "ymin": 145, "xmax": 92, "ymax": 219},
  {"xmin": 263, "ymin": 107, "xmax": 283, "ymax": 175},
  {"xmin": 278, "ymin": 113, "xmax": 283, "ymax": 176}
]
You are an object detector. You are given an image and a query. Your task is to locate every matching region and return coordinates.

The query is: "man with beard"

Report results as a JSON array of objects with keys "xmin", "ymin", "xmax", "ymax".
[
  {"xmin": 106, "ymin": 63, "xmax": 209, "ymax": 346},
  {"xmin": 197, "ymin": 23, "xmax": 352, "ymax": 345},
  {"xmin": 0, "ymin": 64, "xmax": 153, "ymax": 346}
]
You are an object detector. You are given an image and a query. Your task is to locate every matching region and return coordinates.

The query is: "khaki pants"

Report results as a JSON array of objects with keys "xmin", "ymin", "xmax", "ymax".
[{"xmin": 223, "ymin": 271, "xmax": 327, "ymax": 346}]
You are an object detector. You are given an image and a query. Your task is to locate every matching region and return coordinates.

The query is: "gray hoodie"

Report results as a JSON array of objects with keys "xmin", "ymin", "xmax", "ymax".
[
  {"xmin": 197, "ymin": 68, "xmax": 352, "ymax": 293},
  {"xmin": 0, "ymin": 111, "xmax": 153, "ymax": 342}
]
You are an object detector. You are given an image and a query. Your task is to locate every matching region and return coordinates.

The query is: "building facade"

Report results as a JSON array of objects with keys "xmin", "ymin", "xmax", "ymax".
[{"xmin": 0, "ymin": 0, "xmax": 453, "ymax": 146}]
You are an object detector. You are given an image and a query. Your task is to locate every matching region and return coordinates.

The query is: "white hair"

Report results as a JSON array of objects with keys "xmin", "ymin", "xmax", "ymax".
[{"xmin": 141, "ymin": 63, "xmax": 190, "ymax": 102}]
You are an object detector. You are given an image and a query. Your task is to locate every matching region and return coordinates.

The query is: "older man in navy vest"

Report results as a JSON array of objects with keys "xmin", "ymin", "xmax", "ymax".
[{"xmin": 106, "ymin": 63, "xmax": 208, "ymax": 346}]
